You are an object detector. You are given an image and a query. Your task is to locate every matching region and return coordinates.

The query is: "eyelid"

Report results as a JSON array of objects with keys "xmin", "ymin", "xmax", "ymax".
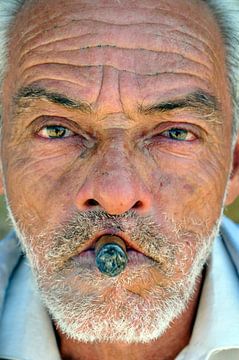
[
  {"xmin": 30, "ymin": 116, "xmax": 75, "ymax": 131},
  {"xmin": 152, "ymin": 122, "xmax": 202, "ymax": 139},
  {"xmin": 29, "ymin": 115, "xmax": 91, "ymax": 139}
]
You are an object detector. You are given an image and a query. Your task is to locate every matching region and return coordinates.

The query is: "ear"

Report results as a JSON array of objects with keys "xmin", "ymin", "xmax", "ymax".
[{"xmin": 225, "ymin": 135, "xmax": 239, "ymax": 206}]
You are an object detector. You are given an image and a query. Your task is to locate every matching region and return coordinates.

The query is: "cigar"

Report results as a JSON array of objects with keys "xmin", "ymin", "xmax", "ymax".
[{"xmin": 95, "ymin": 235, "xmax": 128, "ymax": 277}]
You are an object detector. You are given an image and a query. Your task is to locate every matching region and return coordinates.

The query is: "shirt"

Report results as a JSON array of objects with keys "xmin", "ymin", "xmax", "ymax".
[{"xmin": 0, "ymin": 216, "xmax": 239, "ymax": 360}]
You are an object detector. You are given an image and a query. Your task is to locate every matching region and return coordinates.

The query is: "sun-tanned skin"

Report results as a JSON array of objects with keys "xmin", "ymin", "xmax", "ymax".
[{"xmin": 1, "ymin": 0, "xmax": 239, "ymax": 359}]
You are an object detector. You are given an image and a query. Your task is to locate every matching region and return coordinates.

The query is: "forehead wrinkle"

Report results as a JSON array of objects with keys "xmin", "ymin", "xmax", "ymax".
[
  {"xmin": 14, "ymin": 2, "xmax": 217, "ymax": 49},
  {"xmin": 21, "ymin": 21, "xmax": 215, "ymax": 59},
  {"xmin": 8, "ymin": 1, "xmax": 228, "ymax": 126},
  {"xmin": 20, "ymin": 46, "xmax": 212, "ymax": 74},
  {"xmin": 21, "ymin": 64, "xmax": 103, "ymax": 90},
  {"xmin": 11, "ymin": 2, "xmax": 222, "ymax": 88},
  {"xmin": 20, "ymin": 30, "xmax": 215, "ymax": 71},
  {"xmin": 20, "ymin": 63, "xmax": 212, "ymax": 85},
  {"xmin": 20, "ymin": 18, "xmax": 214, "ymax": 51},
  {"xmin": 20, "ymin": 61, "xmax": 211, "ymax": 82},
  {"xmin": 18, "ymin": 48, "xmax": 212, "ymax": 82},
  {"xmin": 169, "ymin": 29, "xmax": 220, "ymax": 66}
]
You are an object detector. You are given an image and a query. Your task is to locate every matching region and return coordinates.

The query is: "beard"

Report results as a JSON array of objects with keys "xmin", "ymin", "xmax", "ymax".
[{"xmin": 7, "ymin": 206, "xmax": 222, "ymax": 343}]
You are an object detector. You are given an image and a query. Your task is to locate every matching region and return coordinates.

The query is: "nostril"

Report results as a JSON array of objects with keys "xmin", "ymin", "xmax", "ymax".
[
  {"xmin": 133, "ymin": 201, "xmax": 142, "ymax": 209},
  {"xmin": 85, "ymin": 199, "xmax": 99, "ymax": 207}
]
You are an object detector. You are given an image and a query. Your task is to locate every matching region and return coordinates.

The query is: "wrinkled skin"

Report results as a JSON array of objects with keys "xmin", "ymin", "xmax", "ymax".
[{"xmin": 1, "ymin": 0, "xmax": 239, "ymax": 359}]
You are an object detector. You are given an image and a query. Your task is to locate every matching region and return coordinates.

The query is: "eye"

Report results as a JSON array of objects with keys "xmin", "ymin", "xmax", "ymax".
[
  {"xmin": 160, "ymin": 128, "xmax": 196, "ymax": 141},
  {"xmin": 38, "ymin": 125, "xmax": 74, "ymax": 139}
]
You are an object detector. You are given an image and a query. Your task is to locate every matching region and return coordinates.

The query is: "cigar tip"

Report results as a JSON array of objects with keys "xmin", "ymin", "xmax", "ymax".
[{"xmin": 95, "ymin": 241, "xmax": 128, "ymax": 277}]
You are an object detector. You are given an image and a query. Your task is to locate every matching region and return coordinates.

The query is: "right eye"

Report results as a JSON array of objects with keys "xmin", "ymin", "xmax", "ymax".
[{"xmin": 38, "ymin": 125, "xmax": 75, "ymax": 139}]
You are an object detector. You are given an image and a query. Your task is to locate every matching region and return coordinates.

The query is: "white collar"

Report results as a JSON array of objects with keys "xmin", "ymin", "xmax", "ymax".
[
  {"xmin": 0, "ymin": 255, "xmax": 61, "ymax": 360},
  {"xmin": 177, "ymin": 221, "xmax": 239, "ymax": 359}
]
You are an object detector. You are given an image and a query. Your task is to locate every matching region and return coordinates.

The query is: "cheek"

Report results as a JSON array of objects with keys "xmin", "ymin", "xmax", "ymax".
[
  {"xmin": 148, "ymin": 157, "xmax": 227, "ymax": 231},
  {"xmin": 3, "ymin": 147, "xmax": 81, "ymax": 234}
]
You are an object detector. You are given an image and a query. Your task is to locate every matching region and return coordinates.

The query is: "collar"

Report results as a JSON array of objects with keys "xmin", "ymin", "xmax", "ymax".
[
  {"xmin": 177, "ymin": 217, "xmax": 239, "ymax": 360},
  {"xmin": 0, "ymin": 231, "xmax": 21, "ymax": 318},
  {"xmin": 0, "ymin": 217, "xmax": 239, "ymax": 360},
  {"xmin": 0, "ymin": 247, "xmax": 61, "ymax": 360}
]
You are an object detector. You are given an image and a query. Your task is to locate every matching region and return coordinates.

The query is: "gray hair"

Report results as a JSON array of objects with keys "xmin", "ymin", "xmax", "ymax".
[
  {"xmin": 0, "ymin": 0, "xmax": 239, "ymax": 145},
  {"xmin": 205, "ymin": 0, "xmax": 239, "ymax": 147}
]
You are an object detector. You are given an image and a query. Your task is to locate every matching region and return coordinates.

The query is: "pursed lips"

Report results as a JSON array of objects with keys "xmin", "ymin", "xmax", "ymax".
[{"xmin": 79, "ymin": 229, "xmax": 144, "ymax": 255}]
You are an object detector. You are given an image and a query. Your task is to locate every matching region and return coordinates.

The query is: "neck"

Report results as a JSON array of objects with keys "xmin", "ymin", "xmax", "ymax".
[{"xmin": 57, "ymin": 275, "xmax": 203, "ymax": 360}]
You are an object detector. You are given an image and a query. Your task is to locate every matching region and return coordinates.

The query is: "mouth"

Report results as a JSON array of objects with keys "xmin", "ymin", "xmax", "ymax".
[
  {"xmin": 70, "ymin": 229, "xmax": 156, "ymax": 273},
  {"xmin": 73, "ymin": 231, "xmax": 153, "ymax": 270},
  {"xmin": 78, "ymin": 229, "xmax": 144, "ymax": 255}
]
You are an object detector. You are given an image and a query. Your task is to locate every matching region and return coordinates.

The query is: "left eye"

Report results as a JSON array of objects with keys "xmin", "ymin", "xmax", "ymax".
[
  {"xmin": 160, "ymin": 128, "xmax": 195, "ymax": 141},
  {"xmin": 38, "ymin": 125, "xmax": 74, "ymax": 139}
]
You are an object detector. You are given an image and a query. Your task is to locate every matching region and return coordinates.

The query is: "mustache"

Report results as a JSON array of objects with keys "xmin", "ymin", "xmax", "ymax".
[{"xmin": 46, "ymin": 210, "xmax": 178, "ymax": 270}]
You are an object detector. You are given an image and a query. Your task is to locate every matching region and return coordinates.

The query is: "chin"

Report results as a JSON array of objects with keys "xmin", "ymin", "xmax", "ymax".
[{"xmin": 35, "ymin": 236, "xmax": 213, "ymax": 344}]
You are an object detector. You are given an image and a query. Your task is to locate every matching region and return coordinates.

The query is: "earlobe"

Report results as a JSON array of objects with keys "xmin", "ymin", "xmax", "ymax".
[{"xmin": 225, "ymin": 136, "xmax": 239, "ymax": 206}]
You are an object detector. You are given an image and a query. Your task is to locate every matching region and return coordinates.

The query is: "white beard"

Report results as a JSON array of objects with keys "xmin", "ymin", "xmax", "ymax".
[
  {"xmin": 40, "ymin": 229, "xmax": 219, "ymax": 343},
  {"xmin": 6, "ymin": 200, "xmax": 223, "ymax": 344}
]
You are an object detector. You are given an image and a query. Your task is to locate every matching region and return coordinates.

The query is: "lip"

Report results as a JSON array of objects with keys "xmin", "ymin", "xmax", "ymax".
[
  {"xmin": 74, "ymin": 248, "xmax": 153, "ymax": 268},
  {"xmin": 78, "ymin": 229, "xmax": 144, "ymax": 255}
]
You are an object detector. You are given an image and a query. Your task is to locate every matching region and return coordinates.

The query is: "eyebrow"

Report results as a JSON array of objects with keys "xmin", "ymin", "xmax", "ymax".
[
  {"xmin": 139, "ymin": 90, "xmax": 221, "ymax": 122},
  {"xmin": 14, "ymin": 87, "xmax": 221, "ymax": 124},
  {"xmin": 14, "ymin": 86, "xmax": 92, "ymax": 113}
]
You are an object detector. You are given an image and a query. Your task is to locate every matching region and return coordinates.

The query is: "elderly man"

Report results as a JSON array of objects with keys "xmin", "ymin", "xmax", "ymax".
[{"xmin": 0, "ymin": 0, "xmax": 239, "ymax": 359}]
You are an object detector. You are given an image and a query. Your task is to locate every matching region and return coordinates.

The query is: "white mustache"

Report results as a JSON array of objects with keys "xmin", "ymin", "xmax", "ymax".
[{"xmin": 45, "ymin": 210, "xmax": 178, "ymax": 271}]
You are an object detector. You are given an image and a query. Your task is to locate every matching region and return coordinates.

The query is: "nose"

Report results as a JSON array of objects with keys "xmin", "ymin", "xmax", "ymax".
[{"xmin": 75, "ymin": 149, "xmax": 152, "ymax": 215}]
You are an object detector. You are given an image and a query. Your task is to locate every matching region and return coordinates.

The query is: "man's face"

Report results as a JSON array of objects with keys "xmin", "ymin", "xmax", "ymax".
[{"xmin": 0, "ymin": 0, "xmax": 233, "ymax": 343}]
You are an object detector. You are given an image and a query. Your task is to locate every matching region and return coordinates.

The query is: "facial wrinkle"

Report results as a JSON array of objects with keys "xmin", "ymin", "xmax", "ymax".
[
  {"xmin": 17, "ymin": 3, "xmax": 217, "ymax": 44},
  {"xmin": 94, "ymin": 66, "xmax": 123, "ymax": 114},
  {"xmin": 18, "ymin": 49, "xmax": 212, "ymax": 82},
  {"xmin": 94, "ymin": 65, "xmax": 104, "ymax": 106},
  {"xmin": 21, "ymin": 63, "xmax": 102, "ymax": 84},
  {"xmin": 19, "ymin": 37, "xmax": 211, "ymax": 72},
  {"xmin": 13, "ymin": 0, "xmax": 218, "ymax": 67},
  {"xmin": 20, "ymin": 25, "xmax": 215, "ymax": 68},
  {"xmin": 19, "ymin": 64, "xmax": 103, "ymax": 102}
]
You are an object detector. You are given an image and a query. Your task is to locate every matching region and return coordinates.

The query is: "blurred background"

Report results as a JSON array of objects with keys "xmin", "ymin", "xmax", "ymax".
[{"xmin": 0, "ymin": 194, "xmax": 239, "ymax": 238}]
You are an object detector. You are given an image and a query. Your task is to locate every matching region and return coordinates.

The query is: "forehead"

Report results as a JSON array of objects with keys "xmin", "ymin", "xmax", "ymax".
[{"xmin": 5, "ymin": 0, "xmax": 230, "ymax": 111}]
